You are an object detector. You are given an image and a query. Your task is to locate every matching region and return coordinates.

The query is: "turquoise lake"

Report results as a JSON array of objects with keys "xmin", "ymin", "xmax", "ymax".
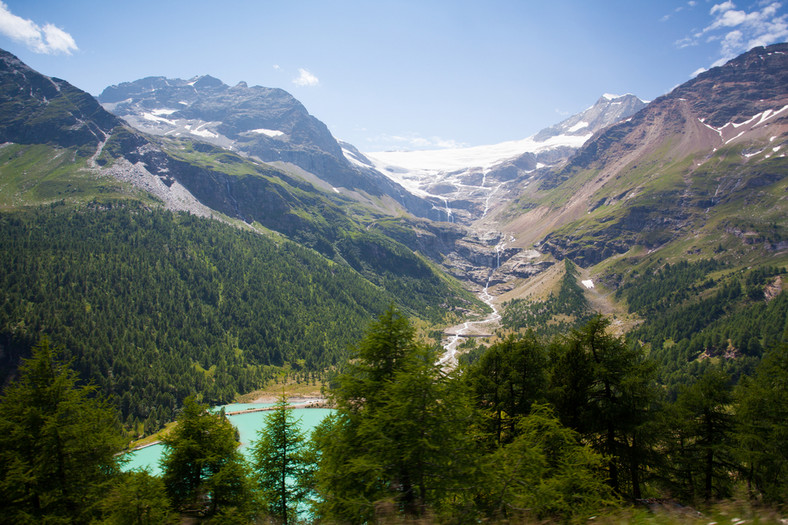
[{"xmin": 123, "ymin": 403, "xmax": 334, "ymax": 476}]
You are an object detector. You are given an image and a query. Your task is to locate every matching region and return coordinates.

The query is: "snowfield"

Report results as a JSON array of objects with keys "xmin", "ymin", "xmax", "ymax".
[{"xmin": 364, "ymin": 132, "xmax": 591, "ymax": 175}]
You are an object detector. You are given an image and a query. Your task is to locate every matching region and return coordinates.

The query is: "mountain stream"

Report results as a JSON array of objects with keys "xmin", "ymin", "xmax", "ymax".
[{"xmin": 439, "ymin": 238, "xmax": 507, "ymax": 367}]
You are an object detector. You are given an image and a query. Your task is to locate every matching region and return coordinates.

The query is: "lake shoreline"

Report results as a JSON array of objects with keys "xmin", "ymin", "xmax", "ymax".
[
  {"xmin": 228, "ymin": 398, "xmax": 330, "ymax": 415},
  {"xmin": 249, "ymin": 395, "xmax": 327, "ymax": 406}
]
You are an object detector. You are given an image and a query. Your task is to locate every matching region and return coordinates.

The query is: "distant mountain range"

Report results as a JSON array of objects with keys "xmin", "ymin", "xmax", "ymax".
[
  {"xmin": 0, "ymin": 42, "xmax": 786, "ymax": 400},
  {"xmin": 2, "ymin": 43, "xmax": 785, "ymax": 290}
]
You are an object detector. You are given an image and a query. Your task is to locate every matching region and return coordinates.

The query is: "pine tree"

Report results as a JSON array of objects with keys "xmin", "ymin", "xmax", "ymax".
[
  {"xmin": 160, "ymin": 396, "xmax": 255, "ymax": 519},
  {"xmin": 98, "ymin": 470, "xmax": 178, "ymax": 525},
  {"xmin": 734, "ymin": 343, "xmax": 788, "ymax": 503},
  {"xmin": 312, "ymin": 306, "xmax": 478, "ymax": 523},
  {"xmin": 657, "ymin": 368, "xmax": 734, "ymax": 502},
  {"xmin": 548, "ymin": 316, "xmax": 657, "ymax": 499},
  {"xmin": 0, "ymin": 338, "xmax": 125, "ymax": 523},
  {"xmin": 251, "ymin": 393, "xmax": 310, "ymax": 524},
  {"xmin": 466, "ymin": 332, "xmax": 548, "ymax": 446},
  {"xmin": 484, "ymin": 403, "xmax": 617, "ymax": 521}
]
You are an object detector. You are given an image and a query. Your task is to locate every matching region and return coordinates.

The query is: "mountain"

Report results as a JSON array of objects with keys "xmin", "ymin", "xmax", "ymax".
[
  {"xmin": 0, "ymin": 48, "xmax": 481, "ymax": 426},
  {"xmin": 486, "ymin": 44, "xmax": 787, "ymax": 381},
  {"xmin": 0, "ymin": 49, "xmax": 121, "ymax": 153},
  {"xmin": 0, "ymin": 48, "xmax": 477, "ymax": 302},
  {"xmin": 502, "ymin": 43, "xmax": 788, "ymax": 267},
  {"xmin": 98, "ymin": 76, "xmax": 436, "ymax": 218},
  {"xmin": 364, "ymin": 93, "xmax": 646, "ymax": 224},
  {"xmin": 532, "ymin": 93, "xmax": 647, "ymax": 143}
]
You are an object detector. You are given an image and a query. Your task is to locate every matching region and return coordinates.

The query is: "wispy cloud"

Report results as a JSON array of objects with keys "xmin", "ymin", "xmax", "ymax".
[
  {"xmin": 292, "ymin": 68, "xmax": 319, "ymax": 87},
  {"xmin": 676, "ymin": 1, "xmax": 788, "ymax": 66},
  {"xmin": 660, "ymin": 1, "xmax": 698, "ymax": 22},
  {"xmin": 0, "ymin": 2, "xmax": 77, "ymax": 55}
]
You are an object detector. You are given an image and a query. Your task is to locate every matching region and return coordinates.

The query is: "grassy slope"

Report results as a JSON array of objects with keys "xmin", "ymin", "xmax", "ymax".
[
  {"xmin": 0, "ymin": 143, "xmax": 154, "ymax": 209},
  {"xmin": 495, "ymin": 131, "xmax": 787, "ymax": 360}
]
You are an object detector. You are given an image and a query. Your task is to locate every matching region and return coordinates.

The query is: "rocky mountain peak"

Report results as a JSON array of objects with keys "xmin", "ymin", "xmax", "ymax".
[
  {"xmin": 669, "ymin": 43, "xmax": 788, "ymax": 128},
  {"xmin": 98, "ymin": 75, "xmax": 342, "ymax": 158},
  {"xmin": 189, "ymin": 74, "xmax": 225, "ymax": 90},
  {"xmin": 533, "ymin": 93, "xmax": 646, "ymax": 142},
  {"xmin": 564, "ymin": 43, "xmax": 788, "ymax": 174}
]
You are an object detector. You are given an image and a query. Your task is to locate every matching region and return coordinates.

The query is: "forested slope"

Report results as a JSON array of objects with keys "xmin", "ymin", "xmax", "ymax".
[{"xmin": 0, "ymin": 203, "xmax": 470, "ymax": 432}]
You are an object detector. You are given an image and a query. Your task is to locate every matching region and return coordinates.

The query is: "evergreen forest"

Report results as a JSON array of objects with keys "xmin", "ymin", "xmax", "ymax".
[{"xmin": 0, "ymin": 203, "xmax": 473, "ymax": 434}]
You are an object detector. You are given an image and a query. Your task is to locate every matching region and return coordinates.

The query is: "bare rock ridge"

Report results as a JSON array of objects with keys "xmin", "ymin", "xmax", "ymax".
[{"xmin": 0, "ymin": 49, "xmax": 121, "ymax": 151}]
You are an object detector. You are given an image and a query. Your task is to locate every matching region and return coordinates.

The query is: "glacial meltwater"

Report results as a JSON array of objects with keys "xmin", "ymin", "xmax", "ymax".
[{"xmin": 122, "ymin": 403, "xmax": 334, "ymax": 475}]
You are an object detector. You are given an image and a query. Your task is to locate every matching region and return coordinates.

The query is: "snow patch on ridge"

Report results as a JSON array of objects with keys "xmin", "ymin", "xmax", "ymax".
[
  {"xmin": 190, "ymin": 124, "xmax": 218, "ymax": 139},
  {"xmin": 248, "ymin": 128, "xmax": 285, "ymax": 138},
  {"xmin": 568, "ymin": 121, "xmax": 590, "ymax": 132},
  {"xmin": 699, "ymin": 105, "xmax": 788, "ymax": 145},
  {"xmin": 142, "ymin": 112, "xmax": 173, "ymax": 124}
]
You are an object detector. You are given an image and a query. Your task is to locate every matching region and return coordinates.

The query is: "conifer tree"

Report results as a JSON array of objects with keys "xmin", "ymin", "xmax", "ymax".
[
  {"xmin": 466, "ymin": 332, "xmax": 548, "ymax": 446},
  {"xmin": 548, "ymin": 316, "xmax": 657, "ymax": 499},
  {"xmin": 657, "ymin": 368, "xmax": 734, "ymax": 502},
  {"xmin": 251, "ymin": 393, "xmax": 310, "ymax": 524},
  {"xmin": 734, "ymin": 343, "xmax": 788, "ymax": 503},
  {"xmin": 160, "ymin": 396, "xmax": 255, "ymax": 519},
  {"xmin": 484, "ymin": 403, "xmax": 616, "ymax": 521},
  {"xmin": 98, "ymin": 470, "xmax": 178, "ymax": 525},
  {"xmin": 313, "ymin": 306, "xmax": 478, "ymax": 523},
  {"xmin": 0, "ymin": 338, "xmax": 125, "ymax": 523}
]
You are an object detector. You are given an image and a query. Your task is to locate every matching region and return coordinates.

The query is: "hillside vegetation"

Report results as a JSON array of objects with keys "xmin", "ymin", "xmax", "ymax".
[{"xmin": 0, "ymin": 203, "xmax": 473, "ymax": 433}]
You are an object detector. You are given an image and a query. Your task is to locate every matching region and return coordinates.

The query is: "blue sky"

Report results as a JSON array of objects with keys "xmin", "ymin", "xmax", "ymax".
[{"xmin": 1, "ymin": 1, "xmax": 786, "ymax": 151}]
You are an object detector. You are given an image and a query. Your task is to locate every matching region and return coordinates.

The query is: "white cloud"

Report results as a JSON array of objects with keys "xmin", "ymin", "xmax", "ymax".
[
  {"xmin": 678, "ymin": 1, "xmax": 788, "ymax": 67},
  {"xmin": 0, "ymin": 2, "xmax": 77, "ymax": 55},
  {"xmin": 293, "ymin": 68, "xmax": 319, "ymax": 87},
  {"xmin": 710, "ymin": 1, "xmax": 736, "ymax": 16},
  {"xmin": 273, "ymin": 64, "xmax": 281, "ymax": 70}
]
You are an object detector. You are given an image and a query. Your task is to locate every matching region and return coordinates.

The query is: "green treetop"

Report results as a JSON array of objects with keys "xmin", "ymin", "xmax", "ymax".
[
  {"xmin": 0, "ymin": 338, "xmax": 125, "ymax": 524},
  {"xmin": 251, "ymin": 393, "xmax": 311, "ymax": 525},
  {"xmin": 160, "ymin": 396, "xmax": 255, "ymax": 520}
]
